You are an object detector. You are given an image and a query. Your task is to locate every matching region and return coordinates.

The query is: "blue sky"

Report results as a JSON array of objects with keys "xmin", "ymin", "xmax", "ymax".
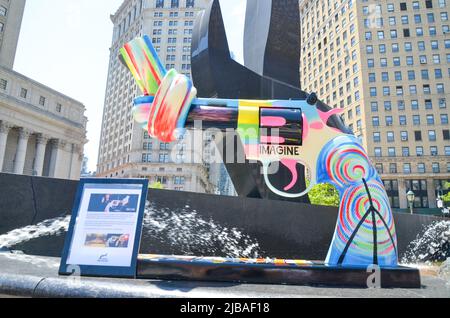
[
  {"xmin": 13, "ymin": 0, "xmax": 246, "ymax": 172},
  {"xmin": 14, "ymin": 0, "xmax": 122, "ymax": 172}
]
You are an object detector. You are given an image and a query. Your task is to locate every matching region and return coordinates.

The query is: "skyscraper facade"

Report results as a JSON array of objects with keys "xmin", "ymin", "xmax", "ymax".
[
  {"xmin": 0, "ymin": 0, "xmax": 26, "ymax": 68},
  {"xmin": 300, "ymin": 0, "xmax": 450, "ymax": 209},
  {"xmin": 97, "ymin": 0, "xmax": 215, "ymax": 193}
]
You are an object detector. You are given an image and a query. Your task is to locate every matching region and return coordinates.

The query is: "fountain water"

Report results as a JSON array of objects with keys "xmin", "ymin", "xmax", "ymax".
[
  {"xmin": 0, "ymin": 216, "xmax": 70, "ymax": 250},
  {"xmin": 0, "ymin": 202, "xmax": 262, "ymax": 258},
  {"xmin": 143, "ymin": 202, "xmax": 262, "ymax": 258},
  {"xmin": 401, "ymin": 220, "xmax": 450, "ymax": 264}
]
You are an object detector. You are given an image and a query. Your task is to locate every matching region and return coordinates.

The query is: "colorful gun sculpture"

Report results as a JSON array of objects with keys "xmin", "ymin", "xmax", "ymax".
[{"xmin": 120, "ymin": 35, "xmax": 398, "ymax": 267}]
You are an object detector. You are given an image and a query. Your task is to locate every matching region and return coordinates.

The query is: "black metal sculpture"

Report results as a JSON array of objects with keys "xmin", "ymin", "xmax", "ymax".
[{"xmin": 191, "ymin": 0, "xmax": 349, "ymax": 202}]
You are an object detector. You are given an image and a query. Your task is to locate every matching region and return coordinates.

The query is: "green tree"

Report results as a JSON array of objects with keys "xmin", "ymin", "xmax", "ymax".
[
  {"xmin": 149, "ymin": 181, "xmax": 164, "ymax": 189},
  {"xmin": 442, "ymin": 182, "xmax": 450, "ymax": 204},
  {"xmin": 308, "ymin": 183, "xmax": 340, "ymax": 207}
]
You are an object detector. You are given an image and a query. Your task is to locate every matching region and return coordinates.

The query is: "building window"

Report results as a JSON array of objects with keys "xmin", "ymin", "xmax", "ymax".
[
  {"xmin": 418, "ymin": 163, "xmax": 426, "ymax": 174},
  {"xmin": 390, "ymin": 164, "xmax": 398, "ymax": 174},
  {"xmin": 402, "ymin": 147, "xmax": 410, "ymax": 157},
  {"xmin": 392, "ymin": 43, "xmax": 399, "ymax": 52},
  {"xmin": 186, "ymin": 0, "xmax": 195, "ymax": 8},
  {"xmin": 159, "ymin": 154, "xmax": 170, "ymax": 163},
  {"xmin": 39, "ymin": 96, "xmax": 46, "ymax": 106},
  {"xmin": 143, "ymin": 142, "xmax": 153, "ymax": 150},
  {"xmin": 20, "ymin": 88, "xmax": 28, "ymax": 99},
  {"xmin": 419, "ymin": 55, "xmax": 427, "ymax": 64},
  {"xmin": 398, "ymin": 116, "xmax": 406, "ymax": 126},
  {"xmin": 0, "ymin": 79, "xmax": 7, "ymax": 90},
  {"xmin": 431, "ymin": 146, "xmax": 439, "ymax": 156},
  {"xmin": 429, "ymin": 130, "xmax": 437, "ymax": 141},
  {"xmin": 157, "ymin": 176, "xmax": 168, "ymax": 184},
  {"xmin": 406, "ymin": 180, "xmax": 429, "ymax": 208},
  {"xmin": 376, "ymin": 164, "xmax": 384, "ymax": 174},
  {"xmin": 156, "ymin": 0, "xmax": 164, "ymax": 8},
  {"xmin": 384, "ymin": 180, "xmax": 400, "ymax": 208},
  {"xmin": 415, "ymin": 131, "xmax": 422, "ymax": 141},
  {"xmin": 160, "ymin": 142, "xmax": 169, "ymax": 150},
  {"xmin": 371, "ymin": 102, "xmax": 379, "ymax": 112},
  {"xmin": 432, "ymin": 163, "xmax": 441, "ymax": 173},
  {"xmin": 56, "ymin": 103, "xmax": 62, "ymax": 113},
  {"xmin": 414, "ymin": 14, "xmax": 422, "ymax": 23},
  {"xmin": 403, "ymin": 163, "xmax": 411, "ymax": 174},
  {"xmin": 387, "ymin": 131, "xmax": 395, "ymax": 142},
  {"xmin": 416, "ymin": 146, "xmax": 424, "ymax": 156},
  {"xmin": 388, "ymin": 147, "xmax": 396, "ymax": 157},
  {"xmin": 373, "ymin": 132, "xmax": 381, "ymax": 142},
  {"xmin": 443, "ymin": 130, "xmax": 450, "ymax": 140},
  {"xmin": 374, "ymin": 148, "xmax": 382, "ymax": 157},
  {"xmin": 142, "ymin": 153, "xmax": 152, "ymax": 163},
  {"xmin": 401, "ymin": 131, "xmax": 408, "ymax": 141},
  {"xmin": 386, "ymin": 116, "xmax": 393, "ymax": 126}
]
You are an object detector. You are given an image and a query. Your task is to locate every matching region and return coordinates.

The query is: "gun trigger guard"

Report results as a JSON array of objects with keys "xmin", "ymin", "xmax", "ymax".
[{"xmin": 262, "ymin": 162, "xmax": 314, "ymax": 199}]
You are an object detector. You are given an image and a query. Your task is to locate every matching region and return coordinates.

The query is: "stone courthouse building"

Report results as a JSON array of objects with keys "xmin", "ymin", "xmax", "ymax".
[{"xmin": 0, "ymin": 0, "xmax": 87, "ymax": 180}]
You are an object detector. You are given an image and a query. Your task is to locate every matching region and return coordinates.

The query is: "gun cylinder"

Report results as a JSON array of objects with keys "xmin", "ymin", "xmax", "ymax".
[{"xmin": 186, "ymin": 105, "xmax": 238, "ymax": 130}]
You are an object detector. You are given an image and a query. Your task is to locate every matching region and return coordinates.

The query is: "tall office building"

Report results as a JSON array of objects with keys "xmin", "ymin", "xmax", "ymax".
[
  {"xmin": 97, "ymin": 0, "xmax": 215, "ymax": 193},
  {"xmin": 0, "ymin": 0, "xmax": 26, "ymax": 68},
  {"xmin": 0, "ymin": 0, "xmax": 87, "ymax": 180},
  {"xmin": 300, "ymin": 0, "xmax": 450, "ymax": 209}
]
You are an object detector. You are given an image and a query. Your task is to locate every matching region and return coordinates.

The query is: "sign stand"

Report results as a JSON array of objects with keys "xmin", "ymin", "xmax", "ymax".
[{"xmin": 59, "ymin": 178, "xmax": 148, "ymax": 278}]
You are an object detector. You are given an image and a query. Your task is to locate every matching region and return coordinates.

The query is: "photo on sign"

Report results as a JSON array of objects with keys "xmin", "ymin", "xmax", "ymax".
[
  {"xmin": 84, "ymin": 233, "xmax": 130, "ymax": 248},
  {"xmin": 88, "ymin": 194, "xmax": 139, "ymax": 213}
]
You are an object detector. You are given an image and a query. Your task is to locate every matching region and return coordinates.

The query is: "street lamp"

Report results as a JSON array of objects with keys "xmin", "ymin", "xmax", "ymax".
[{"xmin": 407, "ymin": 190, "xmax": 415, "ymax": 215}]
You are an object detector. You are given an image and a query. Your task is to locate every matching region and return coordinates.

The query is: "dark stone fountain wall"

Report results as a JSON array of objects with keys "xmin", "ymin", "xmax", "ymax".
[{"xmin": 0, "ymin": 173, "xmax": 444, "ymax": 260}]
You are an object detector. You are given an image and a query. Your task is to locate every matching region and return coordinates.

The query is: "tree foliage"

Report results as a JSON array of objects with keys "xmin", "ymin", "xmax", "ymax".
[
  {"xmin": 442, "ymin": 182, "xmax": 450, "ymax": 203},
  {"xmin": 308, "ymin": 183, "xmax": 340, "ymax": 207},
  {"xmin": 149, "ymin": 181, "xmax": 164, "ymax": 189}
]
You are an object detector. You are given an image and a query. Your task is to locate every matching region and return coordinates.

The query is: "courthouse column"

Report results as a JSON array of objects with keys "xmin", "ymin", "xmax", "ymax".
[
  {"xmin": 13, "ymin": 128, "xmax": 31, "ymax": 175},
  {"xmin": 69, "ymin": 144, "xmax": 82, "ymax": 179},
  {"xmin": 0, "ymin": 122, "xmax": 12, "ymax": 172},
  {"xmin": 49, "ymin": 139, "xmax": 66, "ymax": 178},
  {"xmin": 33, "ymin": 134, "xmax": 49, "ymax": 176}
]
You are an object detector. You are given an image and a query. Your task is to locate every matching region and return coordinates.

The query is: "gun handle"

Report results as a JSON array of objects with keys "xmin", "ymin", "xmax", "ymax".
[{"xmin": 317, "ymin": 136, "xmax": 398, "ymax": 267}]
